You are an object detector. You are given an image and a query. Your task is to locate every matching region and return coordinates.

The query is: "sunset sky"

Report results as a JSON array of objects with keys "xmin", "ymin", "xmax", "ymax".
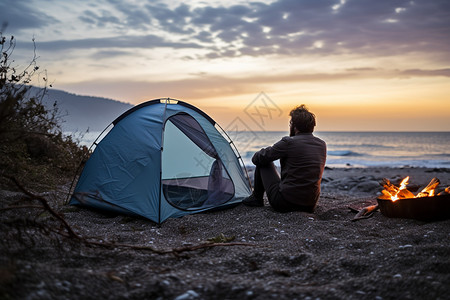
[{"xmin": 2, "ymin": 0, "xmax": 449, "ymax": 131}]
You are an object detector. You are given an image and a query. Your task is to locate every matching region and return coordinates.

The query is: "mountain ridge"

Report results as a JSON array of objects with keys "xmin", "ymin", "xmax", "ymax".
[{"xmin": 37, "ymin": 87, "xmax": 134, "ymax": 132}]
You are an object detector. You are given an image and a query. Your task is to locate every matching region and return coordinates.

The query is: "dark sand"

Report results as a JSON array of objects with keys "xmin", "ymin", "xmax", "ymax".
[{"xmin": 1, "ymin": 167, "xmax": 449, "ymax": 299}]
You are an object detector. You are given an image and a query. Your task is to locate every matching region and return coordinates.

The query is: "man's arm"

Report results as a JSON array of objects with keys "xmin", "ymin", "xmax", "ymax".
[{"xmin": 252, "ymin": 137, "xmax": 291, "ymax": 166}]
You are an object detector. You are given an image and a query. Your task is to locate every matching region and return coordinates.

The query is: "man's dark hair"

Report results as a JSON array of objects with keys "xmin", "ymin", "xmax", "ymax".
[{"xmin": 289, "ymin": 105, "xmax": 316, "ymax": 133}]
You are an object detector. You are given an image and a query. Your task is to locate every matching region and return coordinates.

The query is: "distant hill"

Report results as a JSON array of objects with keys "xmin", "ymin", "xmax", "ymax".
[{"xmin": 36, "ymin": 88, "xmax": 134, "ymax": 132}]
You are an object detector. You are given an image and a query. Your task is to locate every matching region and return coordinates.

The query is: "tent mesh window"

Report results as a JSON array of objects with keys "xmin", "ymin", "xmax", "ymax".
[{"xmin": 162, "ymin": 113, "xmax": 234, "ymax": 210}]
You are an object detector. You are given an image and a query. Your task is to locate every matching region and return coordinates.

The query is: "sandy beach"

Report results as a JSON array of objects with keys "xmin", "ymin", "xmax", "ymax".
[{"xmin": 1, "ymin": 166, "xmax": 449, "ymax": 299}]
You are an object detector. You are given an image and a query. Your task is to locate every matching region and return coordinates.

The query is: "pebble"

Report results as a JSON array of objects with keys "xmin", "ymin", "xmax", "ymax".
[
  {"xmin": 174, "ymin": 290, "xmax": 199, "ymax": 300},
  {"xmin": 393, "ymin": 274, "xmax": 402, "ymax": 278},
  {"xmin": 55, "ymin": 280, "xmax": 71, "ymax": 292},
  {"xmin": 162, "ymin": 280, "xmax": 170, "ymax": 286},
  {"xmin": 36, "ymin": 290, "xmax": 49, "ymax": 297}
]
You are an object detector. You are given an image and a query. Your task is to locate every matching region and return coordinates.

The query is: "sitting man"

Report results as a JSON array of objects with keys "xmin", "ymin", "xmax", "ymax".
[{"xmin": 243, "ymin": 105, "xmax": 327, "ymax": 212}]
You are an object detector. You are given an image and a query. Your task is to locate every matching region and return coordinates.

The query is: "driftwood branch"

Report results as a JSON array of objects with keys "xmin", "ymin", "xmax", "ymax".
[
  {"xmin": 349, "ymin": 204, "xmax": 379, "ymax": 222},
  {"xmin": 6, "ymin": 176, "xmax": 80, "ymax": 238},
  {"xmin": 87, "ymin": 241, "xmax": 257, "ymax": 256},
  {"xmin": 2, "ymin": 176, "xmax": 257, "ymax": 256},
  {"xmin": 0, "ymin": 205, "xmax": 46, "ymax": 212}
]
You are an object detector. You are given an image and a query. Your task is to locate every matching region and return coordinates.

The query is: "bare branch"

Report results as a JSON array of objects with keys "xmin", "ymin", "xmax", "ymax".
[{"xmin": 2, "ymin": 175, "xmax": 258, "ymax": 257}]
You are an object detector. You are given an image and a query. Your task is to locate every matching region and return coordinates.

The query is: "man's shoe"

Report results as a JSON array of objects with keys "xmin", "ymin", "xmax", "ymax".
[{"xmin": 242, "ymin": 194, "xmax": 264, "ymax": 207}]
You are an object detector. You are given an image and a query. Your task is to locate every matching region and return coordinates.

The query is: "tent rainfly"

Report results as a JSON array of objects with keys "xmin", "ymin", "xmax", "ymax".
[{"xmin": 69, "ymin": 99, "xmax": 252, "ymax": 224}]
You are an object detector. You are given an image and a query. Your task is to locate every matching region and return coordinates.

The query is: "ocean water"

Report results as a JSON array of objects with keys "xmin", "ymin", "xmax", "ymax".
[
  {"xmin": 229, "ymin": 131, "xmax": 450, "ymax": 169},
  {"xmin": 73, "ymin": 130, "xmax": 450, "ymax": 169}
]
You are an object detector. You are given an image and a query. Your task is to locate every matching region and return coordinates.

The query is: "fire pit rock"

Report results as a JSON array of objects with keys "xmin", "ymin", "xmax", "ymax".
[{"xmin": 377, "ymin": 194, "xmax": 450, "ymax": 221}]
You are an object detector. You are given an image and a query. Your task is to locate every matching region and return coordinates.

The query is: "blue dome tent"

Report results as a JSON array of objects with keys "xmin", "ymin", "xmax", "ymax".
[{"xmin": 69, "ymin": 99, "xmax": 252, "ymax": 224}]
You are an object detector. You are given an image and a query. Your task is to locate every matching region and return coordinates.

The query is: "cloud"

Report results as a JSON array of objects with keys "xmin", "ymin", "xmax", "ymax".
[
  {"xmin": 60, "ymin": 66, "xmax": 450, "ymax": 104},
  {"xmin": 33, "ymin": 34, "xmax": 203, "ymax": 52},
  {"xmin": 6, "ymin": 0, "xmax": 450, "ymax": 62},
  {"xmin": 137, "ymin": 0, "xmax": 449, "ymax": 61},
  {"xmin": 79, "ymin": 9, "xmax": 122, "ymax": 28},
  {"xmin": 399, "ymin": 68, "xmax": 450, "ymax": 78},
  {"xmin": 346, "ymin": 67, "xmax": 378, "ymax": 72},
  {"xmin": 0, "ymin": 0, "xmax": 58, "ymax": 31},
  {"xmin": 91, "ymin": 49, "xmax": 132, "ymax": 59}
]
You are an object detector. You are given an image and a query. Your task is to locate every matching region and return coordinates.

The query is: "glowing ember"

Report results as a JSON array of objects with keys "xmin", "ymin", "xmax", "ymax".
[{"xmin": 379, "ymin": 177, "xmax": 449, "ymax": 202}]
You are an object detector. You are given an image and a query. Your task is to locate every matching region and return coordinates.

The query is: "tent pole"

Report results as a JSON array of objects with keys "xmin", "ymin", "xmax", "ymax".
[
  {"xmin": 214, "ymin": 123, "xmax": 253, "ymax": 190},
  {"xmin": 158, "ymin": 98, "xmax": 170, "ymax": 224}
]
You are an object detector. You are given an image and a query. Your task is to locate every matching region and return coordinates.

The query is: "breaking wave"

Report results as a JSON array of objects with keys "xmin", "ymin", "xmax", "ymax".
[{"xmin": 327, "ymin": 150, "xmax": 363, "ymax": 157}]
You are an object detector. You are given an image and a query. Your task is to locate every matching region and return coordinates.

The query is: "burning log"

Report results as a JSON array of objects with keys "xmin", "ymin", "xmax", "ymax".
[
  {"xmin": 380, "ymin": 177, "xmax": 415, "ymax": 200},
  {"xmin": 437, "ymin": 187, "xmax": 450, "ymax": 196},
  {"xmin": 396, "ymin": 189, "xmax": 415, "ymax": 199},
  {"xmin": 380, "ymin": 178, "xmax": 399, "ymax": 195},
  {"xmin": 416, "ymin": 177, "xmax": 440, "ymax": 198},
  {"xmin": 379, "ymin": 190, "xmax": 392, "ymax": 199}
]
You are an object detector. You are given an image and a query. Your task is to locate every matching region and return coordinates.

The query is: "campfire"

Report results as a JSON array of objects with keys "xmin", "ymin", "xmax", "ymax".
[
  {"xmin": 379, "ymin": 176, "xmax": 449, "ymax": 201},
  {"xmin": 376, "ymin": 176, "xmax": 450, "ymax": 221}
]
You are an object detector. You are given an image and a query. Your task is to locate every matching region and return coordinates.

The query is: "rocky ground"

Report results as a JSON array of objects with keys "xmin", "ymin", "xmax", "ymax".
[{"xmin": 1, "ymin": 167, "xmax": 449, "ymax": 299}]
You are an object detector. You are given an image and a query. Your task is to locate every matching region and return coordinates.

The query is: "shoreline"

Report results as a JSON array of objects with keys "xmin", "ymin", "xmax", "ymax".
[{"xmin": 246, "ymin": 166, "xmax": 450, "ymax": 198}]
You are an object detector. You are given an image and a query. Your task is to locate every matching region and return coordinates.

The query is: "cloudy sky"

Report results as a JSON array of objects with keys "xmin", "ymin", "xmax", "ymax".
[{"xmin": 2, "ymin": 0, "xmax": 449, "ymax": 131}]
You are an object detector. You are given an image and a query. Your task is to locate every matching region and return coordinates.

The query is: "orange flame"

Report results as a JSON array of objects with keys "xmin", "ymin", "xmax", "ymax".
[
  {"xmin": 391, "ymin": 176, "xmax": 409, "ymax": 201},
  {"xmin": 380, "ymin": 177, "xmax": 446, "ymax": 202}
]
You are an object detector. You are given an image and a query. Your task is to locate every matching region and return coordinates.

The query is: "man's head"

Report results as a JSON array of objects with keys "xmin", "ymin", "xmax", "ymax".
[{"xmin": 289, "ymin": 105, "xmax": 316, "ymax": 135}]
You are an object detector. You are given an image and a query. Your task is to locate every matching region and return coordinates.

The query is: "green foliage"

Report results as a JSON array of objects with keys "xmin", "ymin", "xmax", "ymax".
[
  {"xmin": 206, "ymin": 233, "xmax": 236, "ymax": 243},
  {"xmin": 0, "ymin": 32, "xmax": 89, "ymax": 190}
]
